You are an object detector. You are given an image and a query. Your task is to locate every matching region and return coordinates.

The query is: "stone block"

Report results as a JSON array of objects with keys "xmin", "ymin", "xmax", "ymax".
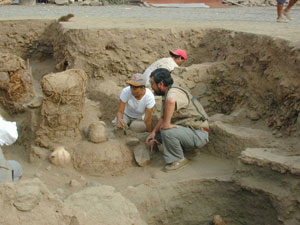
[
  {"xmin": 133, "ymin": 143, "xmax": 150, "ymax": 167},
  {"xmin": 202, "ymin": 121, "xmax": 272, "ymax": 159},
  {"xmin": 240, "ymin": 148, "xmax": 300, "ymax": 176}
]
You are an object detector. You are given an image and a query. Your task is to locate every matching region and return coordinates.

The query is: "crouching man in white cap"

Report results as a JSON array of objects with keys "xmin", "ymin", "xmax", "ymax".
[
  {"xmin": 146, "ymin": 68, "xmax": 209, "ymax": 172},
  {"xmin": 113, "ymin": 73, "xmax": 155, "ymax": 133},
  {"xmin": 0, "ymin": 115, "xmax": 23, "ymax": 183}
]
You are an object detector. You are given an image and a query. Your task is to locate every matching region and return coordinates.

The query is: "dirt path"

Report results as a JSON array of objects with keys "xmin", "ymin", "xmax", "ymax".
[
  {"xmin": 62, "ymin": 18, "xmax": 300, "ymax": 44},
  {"xmin": 1, "ymin": 5, "xmax": 300, "ymax": 43},
  {"xmin": 0, "ymin": 5, "xmax": 299, "ymax": 23}
]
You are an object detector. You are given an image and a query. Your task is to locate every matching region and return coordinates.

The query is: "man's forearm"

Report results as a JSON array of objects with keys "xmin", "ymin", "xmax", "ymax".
[
  {"xmin": 152, "ymin": 118, "xmax": 163, "ymax": 134},
  {"xmin": 117, "ymin": 111, "xmax": 123, "ymax": 121},
  {"xmin": 145, "ymin": 120, "xmax": 152, "ymax": 133}
]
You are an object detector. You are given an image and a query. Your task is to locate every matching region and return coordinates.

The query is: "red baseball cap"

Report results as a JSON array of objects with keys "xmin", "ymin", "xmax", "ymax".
[{"xmin": 169, "ymin": 49, "xmax": 187, "ymax": 60}]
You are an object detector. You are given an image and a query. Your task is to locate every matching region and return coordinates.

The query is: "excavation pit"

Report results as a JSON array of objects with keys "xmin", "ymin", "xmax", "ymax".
[{"xmin": 0, "ymin": 18, "xmax": 300, "ymax": 225}]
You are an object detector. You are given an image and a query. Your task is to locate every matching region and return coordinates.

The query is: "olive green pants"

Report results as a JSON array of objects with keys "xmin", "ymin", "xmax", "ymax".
[{"xmin": 157, "ymin": 126, "xmax": 209, "ymax": 164}]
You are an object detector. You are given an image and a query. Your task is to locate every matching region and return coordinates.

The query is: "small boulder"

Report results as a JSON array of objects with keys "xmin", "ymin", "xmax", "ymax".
[
  {"xmin": 247, "ymin": 110, "xmax": 260, "ymax": 121},
  {"xmin": 133, "ymin": 143, "xmax": 150, "ymax": 167},
  {"xmin": 88, "ymin": 121, "xmax": 107, "ymax": 143},
  {"xmin": 13, "ymin": 186, "xmax": 41, "ymax": 212},
  {"xmin": 126, "ymin": 137, "xmax": 140, "ymax": 147},
  {"xmin": 69, "ymin": 179, "xmax": 81, "ymax": 188}
]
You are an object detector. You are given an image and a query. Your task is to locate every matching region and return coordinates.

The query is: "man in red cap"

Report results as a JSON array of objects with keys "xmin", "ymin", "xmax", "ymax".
[{"xmin": 143, "ymin": 49, "xmax": 187, "ymax": 85}]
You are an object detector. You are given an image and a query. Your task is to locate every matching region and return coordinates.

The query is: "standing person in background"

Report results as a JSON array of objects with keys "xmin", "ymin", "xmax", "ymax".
[
  {"xmin": 277, "ymin": 0, "xmax": 298, "ymax": 23},
  {"xmin": 143, "ymin": 49, "xmax": 188, "ymax": 85}
]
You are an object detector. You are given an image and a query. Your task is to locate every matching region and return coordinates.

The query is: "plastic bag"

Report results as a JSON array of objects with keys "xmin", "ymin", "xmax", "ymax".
[{"xmin": 0, "ymin": 116, "xmax": 18, "ymax": 146}]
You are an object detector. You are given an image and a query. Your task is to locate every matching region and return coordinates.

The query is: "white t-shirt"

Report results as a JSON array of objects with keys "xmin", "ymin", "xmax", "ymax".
[
  {"xmin": 120, "ymin": 86, "xmax": 155, "ymax": 119},
  {"xmin": 0, "ymin": 116, "xmax": 18, "ymax": 146},
  {"xmin": 143, "ymin": 57, "xmax": 178, "ymax": 85}
]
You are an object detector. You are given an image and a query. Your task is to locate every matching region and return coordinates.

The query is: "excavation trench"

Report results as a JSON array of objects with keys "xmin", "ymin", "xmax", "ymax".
[
  {"xmin": 123, "ymin": 179, "xmax": 281, "ymax": 225},
  {"xmin": 0, "ymin": 19, "xmax": 299, "ymax": 225}
]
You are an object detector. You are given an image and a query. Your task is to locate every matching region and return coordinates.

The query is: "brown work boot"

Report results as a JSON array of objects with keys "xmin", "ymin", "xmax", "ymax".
[{"xmin": 164, "ymin": 158, "xmax": 189, "ymax": 172}]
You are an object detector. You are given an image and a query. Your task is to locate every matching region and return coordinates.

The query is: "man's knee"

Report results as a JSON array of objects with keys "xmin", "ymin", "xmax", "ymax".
[
  {"xmin": 161, "ymin": 129, "xmax": 172, "ymax": 138},
  {"xmin": 161, "ymin": 128, "xmax": 179, "ymax": 139},
  {"xmin": 130, "ymin": 120, "xmax": 146, "ymax": 133}
]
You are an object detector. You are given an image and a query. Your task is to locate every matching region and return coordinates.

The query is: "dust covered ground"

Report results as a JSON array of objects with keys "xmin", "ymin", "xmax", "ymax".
[{"xmin": 0, "ymin": 5, "xmax": 300, "ymax": 225}]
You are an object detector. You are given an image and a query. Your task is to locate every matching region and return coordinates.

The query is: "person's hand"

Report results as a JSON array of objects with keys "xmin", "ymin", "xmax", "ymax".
[
  {"xmin": 146, "ymin": 132, "xmax": 156, "ymax": 146},
  {"xmin": 160, "ymin": 122, "xmax": 178, "ymax": 130},
  {"xmin": 117, "ymin": 119, "xmax": 125, "ymax": 129},
  {"xmin": 149, "ymin": 139, "xmax": 159, "ymax": 152}
]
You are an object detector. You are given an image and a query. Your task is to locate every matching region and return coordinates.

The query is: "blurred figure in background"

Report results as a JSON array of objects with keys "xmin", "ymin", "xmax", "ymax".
[
  {"xmin": 0, "ymin": 114, "xmax": 22, "ymax": 183},
  {"xmin": 277, "ymin": 0, "xmax": 298, "ymax": 23}
]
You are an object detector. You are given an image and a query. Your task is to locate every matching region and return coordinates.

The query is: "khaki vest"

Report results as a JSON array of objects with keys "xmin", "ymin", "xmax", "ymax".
[{"xmin": 162, "ymin": 85, "xmax": 209, "ymax": 129}]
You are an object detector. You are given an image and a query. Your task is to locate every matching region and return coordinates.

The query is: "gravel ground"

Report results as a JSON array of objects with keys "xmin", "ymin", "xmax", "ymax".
[{"xmin": 0, "ymin": 5, "xmax": 299, "ymax": 24}]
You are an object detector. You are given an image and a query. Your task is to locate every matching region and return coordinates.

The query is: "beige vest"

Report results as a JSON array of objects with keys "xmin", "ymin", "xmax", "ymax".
[{"xmin": 162, "ymin": 86, "xmax": 209, "ymax": 129}]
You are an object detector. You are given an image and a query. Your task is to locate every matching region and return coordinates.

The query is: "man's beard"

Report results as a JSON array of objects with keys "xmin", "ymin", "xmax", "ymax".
[{"xmin": 154, "ymin": 89, "xmax": 165, "ymax": 96}]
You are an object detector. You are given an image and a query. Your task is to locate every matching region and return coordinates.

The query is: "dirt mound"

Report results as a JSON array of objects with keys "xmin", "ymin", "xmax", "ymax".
[
  {"xmin": 0, "ymin": 178, "xmax": 75, "ymax": 225},
  {"xmin": 73, "ymin": 139, "xmax": 133, "ymax": 176},
  {"xmin": 0, "ymin": 178, "xmax": 145, "ymax": 225},
  {"xmin": 173, "ymin": 30, "xmax": 300, "ymax": 136},
  {"xmin": 0, "ymin": 52, "xmax": 34, "ymax": 113},
  {"xmin": 65, "ymin": 185, "xmax": 146, "ymax": 225}
]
